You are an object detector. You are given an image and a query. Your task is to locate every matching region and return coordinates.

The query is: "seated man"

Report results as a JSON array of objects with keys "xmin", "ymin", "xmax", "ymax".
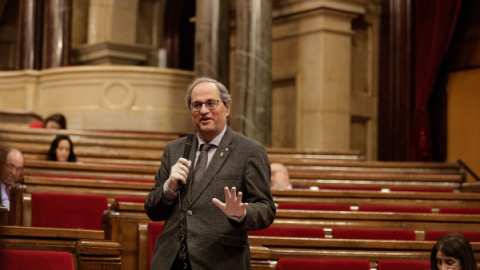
[
  {"xmin": 1, "ymin": 148, "xmax": 24, "ymax": 210},
  {"xmin": 270, "ymin": 163, "xmax": 292, "ymax": 190}
]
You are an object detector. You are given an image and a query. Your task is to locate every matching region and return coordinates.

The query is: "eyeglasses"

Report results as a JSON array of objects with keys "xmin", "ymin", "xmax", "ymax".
[
  {"xmin": 190, "ymin": 99, "xmax": 220, "ymax": 112},
  {"xmin": 4, "ymin": 163, "xmax": 23, "ymax": 173}
]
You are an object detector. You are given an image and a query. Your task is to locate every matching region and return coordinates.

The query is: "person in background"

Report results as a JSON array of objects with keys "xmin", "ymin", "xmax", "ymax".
[
  {"xmin": 29, "ymin": 113, "xmax": 67, "ymax": 129},
  {"xmin": 270, "ymin": 163, "xmax": 292, "ymax": 190},
  {"xmin": 0, "ymin": 148, "xmax": 24, "ymax": 210},
  {"xmin": 431, "ymin": 232, "xmax": 478, "ymax": 270},
  {"xmin": 46, "ymin": 135, "xmax": 77, "ymax": 162},
  {"xmin": 43, "ymin": 113, "xmax": 67, "ymax": 129}
]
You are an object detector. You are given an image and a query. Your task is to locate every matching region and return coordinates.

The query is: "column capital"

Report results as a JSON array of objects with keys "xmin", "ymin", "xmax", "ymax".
[{"xmin": 273, "ymin": 0, "xmax": 372, "ymax": 19}]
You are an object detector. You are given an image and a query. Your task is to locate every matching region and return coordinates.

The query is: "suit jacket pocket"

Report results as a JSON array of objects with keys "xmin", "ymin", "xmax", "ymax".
[{"xmin": 219, "ymin": 233, "xmax": 248, "ymax": 247}]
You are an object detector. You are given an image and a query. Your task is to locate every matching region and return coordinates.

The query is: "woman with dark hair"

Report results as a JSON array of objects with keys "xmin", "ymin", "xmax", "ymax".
[
  {"xmin": 46, "ymin": 135, "xmax": 76, "ymax": 162},
  {"xmin": 431, "ymin": 233, "xmax": 478, "ymax": 270},
  {"xmin": 43, "ymin": 113, "xmax": 67, "ymax": 129}
]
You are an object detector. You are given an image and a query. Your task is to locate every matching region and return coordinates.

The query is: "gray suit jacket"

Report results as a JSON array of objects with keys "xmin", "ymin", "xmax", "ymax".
[{"xmin": 145, "ymin": 127, "xmax": 276, "ymax": 270}]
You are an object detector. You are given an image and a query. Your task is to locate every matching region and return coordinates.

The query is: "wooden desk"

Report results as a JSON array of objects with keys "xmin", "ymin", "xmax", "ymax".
[{"xmin": 0, "ymin": 226, "xmax": 122, "ymax": 270}]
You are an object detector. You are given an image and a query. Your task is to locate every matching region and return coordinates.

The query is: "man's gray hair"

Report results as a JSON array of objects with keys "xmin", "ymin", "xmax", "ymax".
[{"xmin": 185, "ymin": 77, "xmax": 232, "ymax": 109}]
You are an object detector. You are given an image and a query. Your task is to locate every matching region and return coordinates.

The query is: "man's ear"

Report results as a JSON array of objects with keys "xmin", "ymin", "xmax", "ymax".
[{"xmin": 226, "ymin": 105, "xmax": 230, "ymax": 117}]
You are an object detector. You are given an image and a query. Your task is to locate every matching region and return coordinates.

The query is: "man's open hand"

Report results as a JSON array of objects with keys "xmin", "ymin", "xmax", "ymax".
[{"xmin": 212, "ymin": 187, "xmax": 248, "ymax": 218}]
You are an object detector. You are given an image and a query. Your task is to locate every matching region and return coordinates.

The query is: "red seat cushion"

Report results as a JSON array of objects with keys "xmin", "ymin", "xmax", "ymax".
[
  {"xmin": 425, "ymin": 231, "xmax": 480, "ymax": 242},
  {"xmin": 277, "ymin": 203, "xmax": 350, "ymax": 211},
  {"xmin": 332, "ymin": 228, "xmax": 416, "ymax": 240},
  {"xmin": 358, "ymin": 205, "xmax": 432, "ymax": 213},
  {"xmin": 249, "ymin": 226, "xmax": 325, "ymax": 238},
  {"xmin": 31, "ymin": 193, "xmax": 108, "ymax": 230},
  {"xmin": 277, "ymin": 259, "xmax": 370, "ymax": 270},
  {"xmin": 439, "ymin": 207, "xmax": 480, "ymax": 215},
  {"xmin": 29, "ymin": 120, "xmax": 44, "ymax": 129},
  {"xmin": 377, "ymin": 260, "xmax": 430, "ymax": 270},
  {"xmin": 0, "ymin": 249, "xmax": 74, "ymax": 270},
  {"xmin": 148, "ymin": 222, "xmax": 165, "ymax": 264}
]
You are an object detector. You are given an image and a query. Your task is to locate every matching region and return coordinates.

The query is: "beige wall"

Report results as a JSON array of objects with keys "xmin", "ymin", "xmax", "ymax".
[
  {"xmin": 447, "ymin": 68, "xmax": 480, "ymax": 180},
  {"xmin": 0, "ymin": 66, "xmax": 195, "ymax": 133}
]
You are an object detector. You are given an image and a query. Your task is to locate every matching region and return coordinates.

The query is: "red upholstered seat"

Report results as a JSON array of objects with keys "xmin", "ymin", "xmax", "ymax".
[
  {"xmin": 277, "ymin": 203, "xmax": 350, "ymax": 211},
  {"xmin": 439, "ymin": 207, "xmax": 480, "ymax": 215},
  {"xmin": 248, "ymin": 226, "xmax": 325, "ymax": 238},
  {"xmin": 29, "ymin": 120, "xmax": 44, "ymax": 129},
  {"xmin": 0, "ymin": 249, "xmax": 74, "ymax": 270},
  {"xmin": 425, "ymin": 231, "xmax": 480, "ymax": 242},
  {"xmin": 377, "ymin": 260, "xmax": 430, "ymax": 270},
  {"xmin": 115, "ymin": 197, "xmax": 146, "ymax": 203},
  {"xmin": 358, "ymin": 205, "xmax": 432, "ymax": 213},
  {"xmin": 149, "ymin": 222, "xmax": 165, "ymax": 264},
  {"xmin": 277, "ymin": 259, "xmax": 370, "ymax": 270},
  {"xmin": 332, "ymin": 228, "xmax": 416, "ymax": 240},
  {"xmin": 31, "ymin": 193, "xmax": 108, "ymax": 230}
]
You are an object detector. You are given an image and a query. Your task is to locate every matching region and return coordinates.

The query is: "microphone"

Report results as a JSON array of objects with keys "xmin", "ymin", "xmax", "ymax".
[
  {"xmin": 183, "ymin": 133, "xmax": 194, "ymax": 160},
  {"xmin": 178, "ymin": 133, "xmax": 194, "ymax": 187}
]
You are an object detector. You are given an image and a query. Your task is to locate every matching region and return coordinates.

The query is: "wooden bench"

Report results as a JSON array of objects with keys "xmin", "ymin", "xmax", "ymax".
[
  {"xmin": 270, "ymin": 156, "xmax": 462, "ymax": 175},
  {"xmin": 0, "ymin": 110, "xmax": 42, "ymax": 125},
  {"xmin": 108, "ymin": 200, "xmax": 480, "ymax": 270},
  {"xmin": 137, "ymin": 222, "xmax": 480, "ymax": 270},
  {"xmin": 0, "ymin": 225, "xmax": 122, "ymax": 270},
  {"xmin": 22, "ymin": 159, "xmax": 157, "ymax": 179},
  {"xmin": 271, "ymin": 189, "xmax": 480, "ymax": 208},
  {"xmin": 20, "ymin": 159, "xmax": 468, "ymax": 192},
  {"xmin": 248, "ymin": 237, "xmax": 480, "ymax": 269}
]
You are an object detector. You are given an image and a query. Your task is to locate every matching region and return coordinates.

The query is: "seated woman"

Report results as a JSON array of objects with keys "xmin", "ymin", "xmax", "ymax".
[
  {"xmin": 46, "ymin": 135, "xmax": 77, "ymax": 162},
  {"xmin": 30, "ymin": 113, "xmax": 67, "ymax": 129},
  {"xmin": 431, "ymin": 232, "xmax": 478, "ymax": 270}
]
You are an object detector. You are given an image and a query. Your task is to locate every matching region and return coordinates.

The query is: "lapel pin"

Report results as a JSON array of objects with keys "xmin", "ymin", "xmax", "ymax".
[{"xmin": 220, "ymin": 152, "xmax": 224, "ymax": 156}]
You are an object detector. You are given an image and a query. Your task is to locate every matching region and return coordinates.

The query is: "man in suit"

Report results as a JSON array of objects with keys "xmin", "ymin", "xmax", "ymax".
[
  {"xmin": 1, "ymin": 148, "xmax": 24, "ymax": 210},
  {"xmin": 145, "ymin": 77, "xmax": 276, "ymax": 270}
]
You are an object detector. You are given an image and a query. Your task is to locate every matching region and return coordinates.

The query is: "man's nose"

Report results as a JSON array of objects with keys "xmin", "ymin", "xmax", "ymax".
[{"xmin": 199, "ymin": 104, "xmax": 209, "ymax": 113}]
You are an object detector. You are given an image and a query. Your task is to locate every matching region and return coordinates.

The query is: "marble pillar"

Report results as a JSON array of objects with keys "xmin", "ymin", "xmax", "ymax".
[
  {"xmin": 194, "ymin": 0, "xmax": 230, "ymax": 86},
  {"xmin": 18, "ymin": 0, "xmax": 43, "ymax": 70},
  {"xmin": 42, "ymin": 0, "xmax": 72, "ymax": 68},
  {"xmin": 272, "ymin": 0, "xmax": 371, "ymax": 151},
  {"xmin": 232, "ymin": 0, "xmax": 272, "ymax": 146},
  {"xmin": 71, "ymin": 0, "xmax": 150, "ymax": 65}
]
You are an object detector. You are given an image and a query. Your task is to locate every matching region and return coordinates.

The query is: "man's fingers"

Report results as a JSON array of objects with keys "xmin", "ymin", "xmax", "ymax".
[
  {"xmin": 212, "ymin": 198, "xmax": 224, "ymax": 210},
  {"xmin": 237, "ymin": 192, "xmax": 243, "ymax": 204},
  {"xmin": 224, "ymin": 187, "xmax": 231, "ymax": 200}
]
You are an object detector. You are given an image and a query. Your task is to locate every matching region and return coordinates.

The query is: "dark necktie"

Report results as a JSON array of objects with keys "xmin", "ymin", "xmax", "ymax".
[
  {"xmin": 191, "ymin": 143, "xmax": 214, "ymax": 194},
  {"xmin": 5, "ymin": 184, "xmax": 11, "ymax": 199}
]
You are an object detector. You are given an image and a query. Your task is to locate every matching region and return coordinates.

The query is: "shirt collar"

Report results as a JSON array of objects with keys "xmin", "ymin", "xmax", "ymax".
[{"xmin": 197, "ymin": 125, "xmax": 227, "ymax": 149}]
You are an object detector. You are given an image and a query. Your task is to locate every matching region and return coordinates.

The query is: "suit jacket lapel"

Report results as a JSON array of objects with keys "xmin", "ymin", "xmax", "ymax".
[
  {"xmin": 185, "ymin": 137, "xmax": 199, "ymax": 206},
  {"xmin": 188, "ymin": 127, "xmax": 235, "ymax": 206}
]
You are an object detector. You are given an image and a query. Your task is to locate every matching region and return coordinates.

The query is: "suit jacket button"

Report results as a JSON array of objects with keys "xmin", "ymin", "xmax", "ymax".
[{"xmin": 187, "ymin": 210, "xmax": 192, "ymax": 216}]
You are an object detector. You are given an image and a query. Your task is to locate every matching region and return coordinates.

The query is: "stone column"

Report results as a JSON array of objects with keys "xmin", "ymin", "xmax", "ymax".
[
  {"xmin": 272, "ymin": 0, "xmax": 371, "ymax": 151},
  {"xmin": 18, "ymin": 0, "xmax": 43, "ymax": 69},
  {"xmin": 42, "ymin": 0, "xmax": 72, "ymax": 68},
  {"xmin": 194, "ymin": 0, "xmax": 230, "ymax": 85},
  {"xmin": 72, "ymin": 0, "xmax": 151, "ymax": 65},
  {"xmin": 232, "ymin": 0, "xmax": 272, "ymax": 146}
]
